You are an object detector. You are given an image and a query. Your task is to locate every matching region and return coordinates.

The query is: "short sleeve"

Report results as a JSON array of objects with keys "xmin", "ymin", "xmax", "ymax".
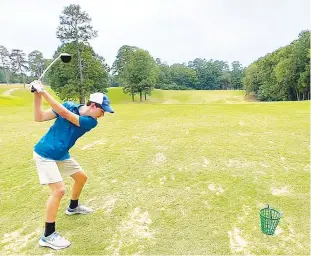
[
  {"xmin": 52, "ymin": 102, "xmax": 69, "ymax": 118},
  {"xmin": 79, "ymin": 116, "xmax": 98, "ymax": 131}
]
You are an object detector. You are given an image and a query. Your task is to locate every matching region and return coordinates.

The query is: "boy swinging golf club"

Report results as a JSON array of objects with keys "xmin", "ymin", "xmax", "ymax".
[{"xmin": 31, "ymin": 80, "xmax": 114, "ymax": 250}]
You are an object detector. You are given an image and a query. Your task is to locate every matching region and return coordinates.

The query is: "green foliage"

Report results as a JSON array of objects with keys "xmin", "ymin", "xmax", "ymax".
[
  {"xmin": 122, "ymin": 49, "xmax": 158, "ymax": 101},
  {"xmin": 243, "ymin": 30, "xmax": 310, "ymax": 101},
  {"xmin": 0, "ymin": 45, "xmax": 10, "ymax": 68},
  {"xmin": 0, "ymin": 45, "xmax": 10, "ymax": 84},
  {"xmin": 9, "ymin": 49, "xmax": 28, "ymax": 86},
  {"xmin": 187, "ymin": 58, "xmax": 233, "ymax": 90},
  {"xmin": 95, "ymin": 54, "xmax": 110, "ymax": 73},
  {"xmin": 112, "ymin": 45, "xmax": 139, "ymax": 80},
  {"xmin": 243, "ymin": 63, "xmax": 260, "ymax": 95},
  {"xmin": 56, "ymin": 4, "xmax": 98, "ymax": 103},
  {"xmin": 188, "ymin": 58, "xmax": 215, "ymax": 89},
  {"xmin": 231, "ymin": 61, "xmax": 244, "ymax": 89},
  {"xmin": 170, "ymin": 64, "xmax": 199, "ymax": 89},
  {"xmin": 0, "ymin": 69, "xmax": 5, "ymax": 83},
  {"xmin": 154, "ymin": 62, "xmax": 172, "ymax": 89},
  {"xmin": 48, "ymin": 42, "xmax": 109, "ymax": 102},
  {"xmin": 28, "ymin": 50, "xmax": 45, "ymax": 78},
  {"xmin": 153, "ymin": 58, "xmax": 243, "ymax": 91},
  {"xmin": 10, "ymin": 49, "xmax": 28, "ymax": 73},
  {"xmin": 56, "ymin": 4, "xmax": 97, "ymax": 43},
  {"xmin": 160, "ymin": 83, "xmax": 189, "ymax": 90},
  {"xmin": 0, "ymin": 45, "xmax": 50, "ymax": 85}
]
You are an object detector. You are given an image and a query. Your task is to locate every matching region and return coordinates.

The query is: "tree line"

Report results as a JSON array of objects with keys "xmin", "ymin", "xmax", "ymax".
[
  {"xmin": 0, "ymin": 3, "xmax": 309, "ymax": 102},
  {"xmin": 243, "ymin": 30, "xmax": 310, "ymax": 101},
  {"xmin": 0, "ymin": 4, "xmax": 244, "ymax": 102},
  {"xmin": 0, "ymin": 47, "xmax": 50, "ymax": 87},
  {"xmin": 111, "ymin": 46, "xmax": 245, "ymax": 101}
]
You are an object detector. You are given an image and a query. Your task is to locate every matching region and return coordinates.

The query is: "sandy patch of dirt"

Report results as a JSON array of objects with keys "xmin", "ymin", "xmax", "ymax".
[
  {"xmin": 87, "ymin": 195, "xmax": 117, "ymax": 213},
  {"xmin": 226, "ymin": 159, "xmax": 253, "ymax": 168},
  {"xmin": 208, "ymin": 184, "xmax": 224, "ymax": 195},
  {"xmin": 153, "ymin": 153, "xmax": 166, "ymax": 165},
  {"xmin": 228, "ymin": 227, "xmax": 248, "ymax": 253},
  {"xmin": 1, "ymin": 228, "xmax": 41, "ymax": 254},
  {"xmin": 2, "ymin": 88, "xmax": 20, "ymax": 96},
  {"xmin": 271, "ymin": 186, "xmax": 289, "ymax": 196},
  {"xmin": 107, "ymin": 208, "xmax": 153, "ymax": 255},
  {"xmin": 81, "ymin": 139, "xmax": 106, "ymax": 150}
]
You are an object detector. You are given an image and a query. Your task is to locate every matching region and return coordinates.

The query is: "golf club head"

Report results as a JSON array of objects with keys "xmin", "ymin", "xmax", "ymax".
[{"xmin": 60, "ymin": 53, "xmax": 72, "ymax": 63}]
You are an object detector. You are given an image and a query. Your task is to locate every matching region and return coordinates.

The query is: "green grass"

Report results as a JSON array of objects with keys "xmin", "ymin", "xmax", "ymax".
[
  {"xmin": 0, "ymin": 85, "xmax": 60, "ymax": 106},
  {"xmin": 0, "ymin": 86, "xmax": 310, "ymax": 255},
  {"xmin": 107, "ymin": 87, "xmax": 249, "ymax": 104}
]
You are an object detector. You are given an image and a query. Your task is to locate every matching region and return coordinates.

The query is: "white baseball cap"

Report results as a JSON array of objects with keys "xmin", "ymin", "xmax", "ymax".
[{"xmin": 89, "ymin": 93, "xmax": 114, "ymax": 113}]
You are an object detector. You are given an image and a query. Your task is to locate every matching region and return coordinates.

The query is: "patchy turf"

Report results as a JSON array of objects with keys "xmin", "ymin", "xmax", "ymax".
[{"xmin": 0, "ymin": 87, "xmax": 309, "ymax": 255}]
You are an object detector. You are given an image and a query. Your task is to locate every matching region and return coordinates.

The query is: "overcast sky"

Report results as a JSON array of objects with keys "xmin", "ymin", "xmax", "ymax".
[{"xmin": 0, "ymin": 0, "xmax": 309, "ymax": 68}]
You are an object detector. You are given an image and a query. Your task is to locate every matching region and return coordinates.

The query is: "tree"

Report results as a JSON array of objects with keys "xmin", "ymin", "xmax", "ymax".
[
  {"xmin": 219, "ymin": 71, "xmax": 231, "ymax": 90},
  {"xmin": 0, "ymin": 45, "xmax": 10, "ymax": 85},
  {"xmin": 122, "ymin": 49, "xmax": 158, "ymax": 101},
  {"xmin": 230, "ymin": 61, "xmax": 244, "ymax": 89},
  {"xmin": 48, "ymin": 42, "xmax": 109, "ymax": 102},
  {"xmin": 10, "ymin": 49, "xmax": 28, "ymax": 87},
  {"xmin": 298, "ymin": 66, "xmax": 310, "ymax": 100},
  {"xmin": 170, "ymin": 64, "xmax": 198, "ymax": 89},
  {"xmin": 56, "ymin": 4, "xmax": 98, "ymax": 103},
  {"xmin": 111, "ymin": 45, "xmax": 139, "ymax": 81},
  {"xmin": 289, "ymin": 30, "xmax": 310, "ymax": 100},
  {"xmin": 297, "ymin": 48, "xmax": 310, "ymax": 100},
  {"xmin": 188, "ymin": 58, "xmax": 228, "ymax": 90},
  {"xmin": 28, "ymin": 50, "xmax": 45, "ymax": 78},
  {"xmin": 188, "ymin": 58, "xmax": 207, "ymax": 89},
  {"xmin": 0, "ymin": 69, "xmax": 6, "ymax": 83},
  {"xmin": 243, "ymin": 30, "xmax": 310, "ymax": 101},
  {"xmin": 213, "ymin": 60, "xmax": 231, "ymax": 89},
  {"xmin": 155, "ymin": 62, "xmax": 171, "ymax": 89},
  {"xmin": 95, "ymin": 54, "xmax": 110, "ymax": 73},
  {"xmin": 243, "ymin": 63, "xmax": 260, "ymax": 96},
  {"xmin": 274, "ymin": 58, "xmax": 294, "ymax": 100}
]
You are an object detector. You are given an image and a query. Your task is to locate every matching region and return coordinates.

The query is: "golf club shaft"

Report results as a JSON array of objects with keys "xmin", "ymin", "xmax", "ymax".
[
  {"xmin": 39, "ymin": 55, "xmax": 61, "ymax": 81},
  {"xmin": 31, "ymin": 55, "xmax": 61, "ymax": 92}
]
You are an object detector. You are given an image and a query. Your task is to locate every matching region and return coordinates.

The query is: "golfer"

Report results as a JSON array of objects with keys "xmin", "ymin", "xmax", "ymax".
[{"xmin": 31, "ymin": 80, "xmax": 114, "ymax": 250}]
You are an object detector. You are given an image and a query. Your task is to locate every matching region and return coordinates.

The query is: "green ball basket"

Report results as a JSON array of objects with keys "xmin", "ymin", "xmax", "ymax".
[{"xmin": 260, "ymin": 205, "xmax": 282, "ymax": 235}]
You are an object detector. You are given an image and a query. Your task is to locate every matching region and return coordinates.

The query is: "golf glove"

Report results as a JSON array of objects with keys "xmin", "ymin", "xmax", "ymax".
[{"xmin": 30, "ymin": 80, "xmax": 44, "ymax": 93}]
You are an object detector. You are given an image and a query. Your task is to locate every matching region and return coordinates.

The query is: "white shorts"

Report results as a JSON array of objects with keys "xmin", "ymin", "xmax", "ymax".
[{"xmin": 33, "ymin": 151, "xmax": 83, "ymax": 185}]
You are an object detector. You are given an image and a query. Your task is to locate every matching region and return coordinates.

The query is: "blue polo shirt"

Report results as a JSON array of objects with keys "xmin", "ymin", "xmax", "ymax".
[{"xmin": 34, "ymin": 101, "xmax": 98, "ymax": 160}]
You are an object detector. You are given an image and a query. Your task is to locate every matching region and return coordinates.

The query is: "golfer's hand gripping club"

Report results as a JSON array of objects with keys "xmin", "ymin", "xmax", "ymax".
[
  {"xmin": 30, "ymin": 80, "xmax": 44, "ymax": 93},
  {"xmin": 31, "ymin": 84, "xmax": 39, "ymax": 93},
  {"xmin": 31, "ymin": 76, "xmax": 44, "ymax": 93}
]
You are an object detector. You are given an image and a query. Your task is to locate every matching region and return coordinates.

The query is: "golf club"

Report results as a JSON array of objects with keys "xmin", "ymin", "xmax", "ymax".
[{"xmin": 31, "ymin": 53, "xmax": 72, "ymax": 92}]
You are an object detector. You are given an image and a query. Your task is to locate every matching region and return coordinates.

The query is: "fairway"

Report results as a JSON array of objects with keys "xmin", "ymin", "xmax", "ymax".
[{"xmin": 0, "ymin": 87, "xmax": 310, "ymax": 255}]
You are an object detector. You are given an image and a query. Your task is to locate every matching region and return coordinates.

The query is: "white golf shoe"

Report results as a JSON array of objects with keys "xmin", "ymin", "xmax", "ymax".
[
  {"xmin": 65, "ymin": 204, "xmax": 94, "ymax": 215},
  {"xmin": 39, "ymin": 232, "xmax": 71, "ymax": 250}
]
